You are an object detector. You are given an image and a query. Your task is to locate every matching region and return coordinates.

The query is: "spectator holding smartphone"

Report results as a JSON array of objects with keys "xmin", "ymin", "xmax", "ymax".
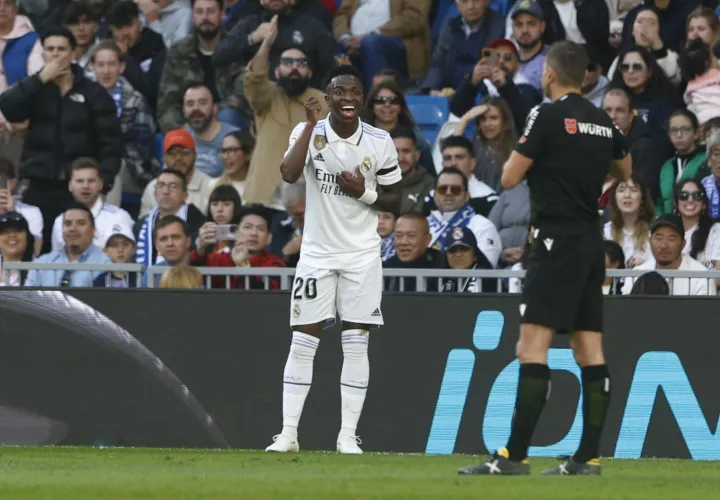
[
  {"xmin": 194, "ymin": 184, "xmax": 243, "ymax": 259},
  {"xmin": 190, "ymin": 204, "xmax": 285, "ymax": 289}
]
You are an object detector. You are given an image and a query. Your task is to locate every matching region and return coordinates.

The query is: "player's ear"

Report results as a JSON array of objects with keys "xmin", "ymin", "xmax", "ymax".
[{"xmin": 324, "ymin": 93, "xmax": 330, "ymax": 106}]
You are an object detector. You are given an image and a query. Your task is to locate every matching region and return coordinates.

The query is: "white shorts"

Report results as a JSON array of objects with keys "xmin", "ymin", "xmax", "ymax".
[{"xmin": 289, "ymin": 258, "xmax": 384, "ymax": 327}]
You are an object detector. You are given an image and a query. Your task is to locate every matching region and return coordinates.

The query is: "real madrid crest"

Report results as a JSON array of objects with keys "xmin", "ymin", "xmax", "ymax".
[
  {"xmin": 361, "ymin": 156, "xmax": 372, "ymax": 172},
  {"xmin": 314, "ymin": 135, "xmax": 326, "ymax": 150},
  {"xmin": 452, "ymin": 227, "xmax": 464, "ymax": 240},
  {"xmin": 293, "ymin": 303, "xmax": 301, "ymax": 317}
]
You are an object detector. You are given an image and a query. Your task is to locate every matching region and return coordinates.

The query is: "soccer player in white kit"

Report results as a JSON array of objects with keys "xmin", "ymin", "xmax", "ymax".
[{"xmin": 265, "ymin": 65, "xmax": 402, "ymax": 454}]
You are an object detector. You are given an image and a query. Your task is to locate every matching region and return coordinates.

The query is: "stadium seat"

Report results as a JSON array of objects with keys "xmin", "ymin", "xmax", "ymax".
[
  {"xmin": 407, "ymin": 95, "xmax": 449, "ymax": 146},
  {"xmin": 155, "ymin": 133, "xmax": 164, "ymax": 164}
]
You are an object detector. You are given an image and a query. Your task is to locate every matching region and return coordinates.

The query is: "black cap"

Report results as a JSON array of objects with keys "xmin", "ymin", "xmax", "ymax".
[
  {"xmin": 511, "ymin": 0, "xmax": 544, "ymax": 20},
  {"xmin": 447, "ymin": 226, "xmax": 478, "ymax": 250},
  {"xmin": 0, "ymin": 212, "xmax": 29, "ymax": 232},
  {"xmin": 650, "ymin": 214, "xmax": 684, "ymax": 236}
]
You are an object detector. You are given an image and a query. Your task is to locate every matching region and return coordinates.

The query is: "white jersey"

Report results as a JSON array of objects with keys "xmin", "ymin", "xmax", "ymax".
[
  {"xmin": 51, "ymin": 197, "xmax": 135, "ymax": 251},
  {"xmin": 286, "ymin": 116, "xmax": 401, "ymax": 269}
]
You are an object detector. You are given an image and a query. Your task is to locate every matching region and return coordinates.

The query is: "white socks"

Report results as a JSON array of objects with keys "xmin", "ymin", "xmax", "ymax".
[
  {"xmin": 281, "ymin": 332, "xmax": 319, "ymax": 438},
  {"xmin": 279, "ymin": 329, "xmax": 370, "ymax": 440},
  {"xmin": 339, "ymin": 329, "xmax": 370, "ymax": 437}
]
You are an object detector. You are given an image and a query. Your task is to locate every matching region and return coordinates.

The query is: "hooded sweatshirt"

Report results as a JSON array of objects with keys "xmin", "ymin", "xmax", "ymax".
[
  {"xmin": 0, "ymin": 15, "xmax": 43, "ymax": 127},
  {"xmin": 147, "ymin": 0, "xmax": 192, "ymax": 48}
]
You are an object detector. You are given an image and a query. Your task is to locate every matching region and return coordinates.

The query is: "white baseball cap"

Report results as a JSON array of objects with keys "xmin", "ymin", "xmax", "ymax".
[{"xmin": 103, "ymin": 224, "xmax": 136, "ymax": 248}]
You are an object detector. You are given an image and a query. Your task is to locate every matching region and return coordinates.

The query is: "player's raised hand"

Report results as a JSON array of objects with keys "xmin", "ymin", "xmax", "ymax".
[
  {"xmin": 338, "ymin": 167, "xmax": 366, "ymax": 199},
  {"xmin": 305, "ymin": 96, "xmax": 323, "ymax": 125}
]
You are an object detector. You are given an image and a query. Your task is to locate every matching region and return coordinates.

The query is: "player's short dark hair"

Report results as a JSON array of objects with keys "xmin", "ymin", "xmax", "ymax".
[
  {"xmin": 240, "ymin": 203, "xmax": 272, "ymax": 231},
  {"xmin": 603, "ymin": 240, "xmax": 626, "ymax": 269},
  {"xmin": 390, "ymin": 126, "xmax": 416, "ymax": 145},
  {"xmin": 0, "ymin": 156, "xmax": 16, "ymax": 179},
  {"xmin": 70, "ymin": 157, "xmax": 101, "ymax": 178},
  {"xmin": 681, "ymin": 38, "xmax": 711, "ymax": 82},
  {"xmin": 324, "ymin": 64, "xmax": 364, "ymax": 93},
  {"xmin": 64, "ymin": 202, "xmax": 95, "ymax": 227},
  {"xmin": 437, "ymin": 167, "xmax": 469, "ymax": 193},
  {"xmin": 440, "ymin": 135, "xmax": 474, "ymax": 156},
  {"xmin": 630, "ymin": 271, "xmax": 670, "ymax": 295},
  {"xmin": 154, "ymin": 215, "xmax": 190, "ymax": 241},
  {"xmin": 41, "ymin": 26, "xmax": 77, "ymax": 51},
  {"xmin": 157, "ymin": 168, "xmax": 188, "ymax": 192},
  {"xmin": 191, "ymin": 0, "xmax": 225, "ymax": 10},
  {"xmin": 91, "ymin": 39, "xmax": 125, "ymax": 63},
  {"xmin": 397, "ymin": 212, "xmax": 429, "ymax": 233},
  {"xmin": 64, "ymin": 0, "xmax": 100, "ymax": 25},
  {"xmin": 545, "ymin": 40, "xmax": 589, "ymax": 88},
  {"xmin": 667, "ymin": 108, "xmax": 699, "ymax": 131},
  {"xmin": 107, "ymin": 1, "xmax": 140, "ymax": 28}
]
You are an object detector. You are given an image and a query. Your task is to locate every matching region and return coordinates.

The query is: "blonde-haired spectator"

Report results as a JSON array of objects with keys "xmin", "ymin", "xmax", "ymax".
[{"xmin": 159, "ymin": 264, "xmax": 203, "ymax": 289}]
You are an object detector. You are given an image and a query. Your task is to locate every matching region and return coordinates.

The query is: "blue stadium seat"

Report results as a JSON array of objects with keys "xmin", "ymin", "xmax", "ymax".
[
  {"xmin": 155, "ymin": 133, "xmax": 164, "ymax": 164},
  {"xmin": 406, "ymin": 95, "xmax": 449, "ymax": 146}
]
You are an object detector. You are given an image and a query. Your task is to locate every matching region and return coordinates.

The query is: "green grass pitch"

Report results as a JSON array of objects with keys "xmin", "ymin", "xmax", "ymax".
[{"xmin": 0, "ymin": 447, "xmax": 717, "ymax": 499}]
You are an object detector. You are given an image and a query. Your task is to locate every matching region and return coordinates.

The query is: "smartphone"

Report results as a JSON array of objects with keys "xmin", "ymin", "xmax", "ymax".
[
  {"xmin": 215, "ymin": 224, "xmax": 238, "ymax": 241},
  {"xmin": 0, "ymin": 174, "xmax": 6, "ymax": 190}
]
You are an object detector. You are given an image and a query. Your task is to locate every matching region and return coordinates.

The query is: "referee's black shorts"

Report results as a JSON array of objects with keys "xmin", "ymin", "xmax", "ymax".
[{"xmin": 522, "ymin": 224, "xmax": 605, "ymax": 333}]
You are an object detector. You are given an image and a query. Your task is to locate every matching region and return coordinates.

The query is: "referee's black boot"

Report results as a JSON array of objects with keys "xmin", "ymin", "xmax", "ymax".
[
  {"xmin": 457, "ymin": 448, "xmax": 530, "ymax": 476},
  {"xmin": 541, "ymin": 457, "xmax": 601, "ymax": 476}
]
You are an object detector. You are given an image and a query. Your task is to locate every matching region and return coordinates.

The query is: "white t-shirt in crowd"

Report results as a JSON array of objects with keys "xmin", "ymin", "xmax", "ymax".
[
  {"xmin": 51, "ymin": 197, "xmax": 134, "ymax": 252},
  {"xmin": 350, "ymin": 0, "xmax": 391, "ymax": 36},
  {"xmin": 286, "ymin": 117, "xmax": 401, "ymax": 269},
  {"xmin": 621, "ymin": 254, "xmax": 716, "ymax": 296},
  {"xmin": 15, "ymin": 201, "xmax": 43, "ymax": 240},
  {"xmin": 554, "ymin": 1, "xmax": 587, "ymax": 44},
  {"xmin": 603, "ymin": 221, "xmax": 652, "ymax": 267},
  {"xmin": 683, "ymin": 223, "xmax": 720, "ymax": 266}
]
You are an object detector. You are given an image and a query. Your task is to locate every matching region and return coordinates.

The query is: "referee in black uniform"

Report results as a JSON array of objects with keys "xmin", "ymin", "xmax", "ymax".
[{"xmin": 459, "ymin": 41, "xmax": 631, "ymax": 476}]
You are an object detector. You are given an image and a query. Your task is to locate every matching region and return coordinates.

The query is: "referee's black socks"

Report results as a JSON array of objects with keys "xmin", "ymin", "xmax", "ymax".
[
  {"xmin": 574, "ymin": 364, "xmax": 611, "ymax": 463},
  {"xmin": 506, "ymin": 363, "xmax": 550, "ymax": 462}
]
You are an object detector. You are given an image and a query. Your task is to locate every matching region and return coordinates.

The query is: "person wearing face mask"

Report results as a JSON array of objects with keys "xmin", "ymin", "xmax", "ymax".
[
  {"xmin": 241, "ymin": 17, "xmax": 327, "ymax": 211},
  {"xmin": 603, "ymin": 175, "xmax": 654, "ymax": 268},
  {"xmin": 157, "ymin": 0, "xmax": 250, "ymax": 133}
]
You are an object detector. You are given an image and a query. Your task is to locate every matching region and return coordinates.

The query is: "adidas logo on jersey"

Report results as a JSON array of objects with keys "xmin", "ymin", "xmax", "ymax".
[
  {"xmin": 313, "ymin": 153, "xmax": 325, "ymax": 162},
  {"xmin": 371, "ymin": 308, "xmax": 382, "ymax": 317}
]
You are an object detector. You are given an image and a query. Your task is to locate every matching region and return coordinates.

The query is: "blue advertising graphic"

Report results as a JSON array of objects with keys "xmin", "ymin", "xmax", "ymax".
[{"xmin": 426, "ymin": 311, "xmax": 719, "ymax": 459}]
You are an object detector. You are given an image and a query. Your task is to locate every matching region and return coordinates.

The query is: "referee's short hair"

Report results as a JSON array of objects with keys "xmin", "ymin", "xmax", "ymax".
[
  {"xmin": 437, "ymin": 166, "xmax": 470, "ymax": 193},
  {"xmin": 546, "ymin": 41, "xmax": 589, "ymax": 89}
]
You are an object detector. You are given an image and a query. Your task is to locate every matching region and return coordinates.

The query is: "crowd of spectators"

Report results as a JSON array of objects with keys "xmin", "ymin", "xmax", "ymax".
[{"xmin": 0, "ymin": 0, "xmax": 719, "ymax": 296}]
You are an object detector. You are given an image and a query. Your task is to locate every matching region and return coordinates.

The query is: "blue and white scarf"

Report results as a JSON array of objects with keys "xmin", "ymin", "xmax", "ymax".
[
  {"xmin": 381, "ymin": 234, "xmax": 395, "ymax": 262},
  {"xmin": 428, "ymin": 203, "xmax": 476, "ymax": 251},
  {"xmin": 136, "ymin": 204, "xmax": 189, "ymax": 267},
  {"xmin": 702, "ymin": 175, "xmax": 720, "ymax": 219},
  {"xmin": 109, "ymin": 77, "xmax": 125, "ymax": 118}
]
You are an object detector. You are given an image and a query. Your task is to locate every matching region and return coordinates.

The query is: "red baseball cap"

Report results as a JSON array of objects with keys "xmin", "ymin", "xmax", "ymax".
[
  {"xmin": 163, "ymin": 129, "xmax": 195, "ymax": 152},
  {"xmin": 489, "ymin": 38, "xmax": 519, "ymax": 58}
]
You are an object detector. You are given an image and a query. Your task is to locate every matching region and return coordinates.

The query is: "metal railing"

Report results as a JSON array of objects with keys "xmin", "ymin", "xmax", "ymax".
[{"xmin": 2, "ymin": 263, "xmax": 719, "ymax": 295}]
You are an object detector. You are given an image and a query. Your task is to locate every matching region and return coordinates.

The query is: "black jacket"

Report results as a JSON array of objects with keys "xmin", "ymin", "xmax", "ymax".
[
  {"xmin": 383, "ymin": 249, "xmax": 443, "ymax": 292},
  {"xmin": 213, "ymin": 10, "xmax": 336, "ymax": 88},
  {"xmin": 125, "ymin": 27, "xmax": 166, "ymax": 115},
  {"xmin": 625, "ymin": 116, "xmax": 670, "ymax": 202},
  {"xmin": 226, "ymin": 0, "xmax": 333, "ymax": 31},
  {"xmin": 0, "ymin": 65, "xmax": 123, "ymax": 191}
]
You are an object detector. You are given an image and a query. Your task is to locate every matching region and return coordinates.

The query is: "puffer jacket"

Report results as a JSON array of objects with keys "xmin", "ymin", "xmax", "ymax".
[{"xmin": 0, "ymin": 64, "xmax": 123, "ymax": 190}]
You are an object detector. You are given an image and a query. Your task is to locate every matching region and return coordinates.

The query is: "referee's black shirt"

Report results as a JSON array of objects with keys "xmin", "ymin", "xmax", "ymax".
[{"xmin": 516, "ymin": 93, "xmax": 628, "ymax": 230}]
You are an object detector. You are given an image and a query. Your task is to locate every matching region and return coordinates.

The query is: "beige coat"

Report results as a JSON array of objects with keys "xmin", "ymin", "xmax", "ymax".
[
  {"xmin": 241, "ymin": 66, "xmax": 328, "ymax": 208},
  {"xmin": 333, "ymin": 0, "xmax": 431, "ymax": 79}
]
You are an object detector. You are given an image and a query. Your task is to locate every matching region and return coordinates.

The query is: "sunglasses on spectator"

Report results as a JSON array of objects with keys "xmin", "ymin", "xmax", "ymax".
[
  {"xmin": 437, "ymin": 185, "xmax": 463, "ymax": 196},
  {"xmin": 280, "ymin": 57, "xmax": 308, "ymax": 67},
  {"xmin": 481, "ymin": 49, "xmax": 515, "ymax": 62},
  {"xmin": 220, "ymin": 146, "xmax": 245, "ymax": 155},
  {"xmin": 620, "ymin": 62, "xmax": 646, "ymax": 73},
  {"xmin": 678, "ymin": 191, "xmax": 705, "ymax": 201},
  {"xmin": 374, "ymin": 96, "xmax": 401, "ymax": 105},
  {"xmin": 669, "ymin": 126, "xmax": 693, "ymax": 135}
]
